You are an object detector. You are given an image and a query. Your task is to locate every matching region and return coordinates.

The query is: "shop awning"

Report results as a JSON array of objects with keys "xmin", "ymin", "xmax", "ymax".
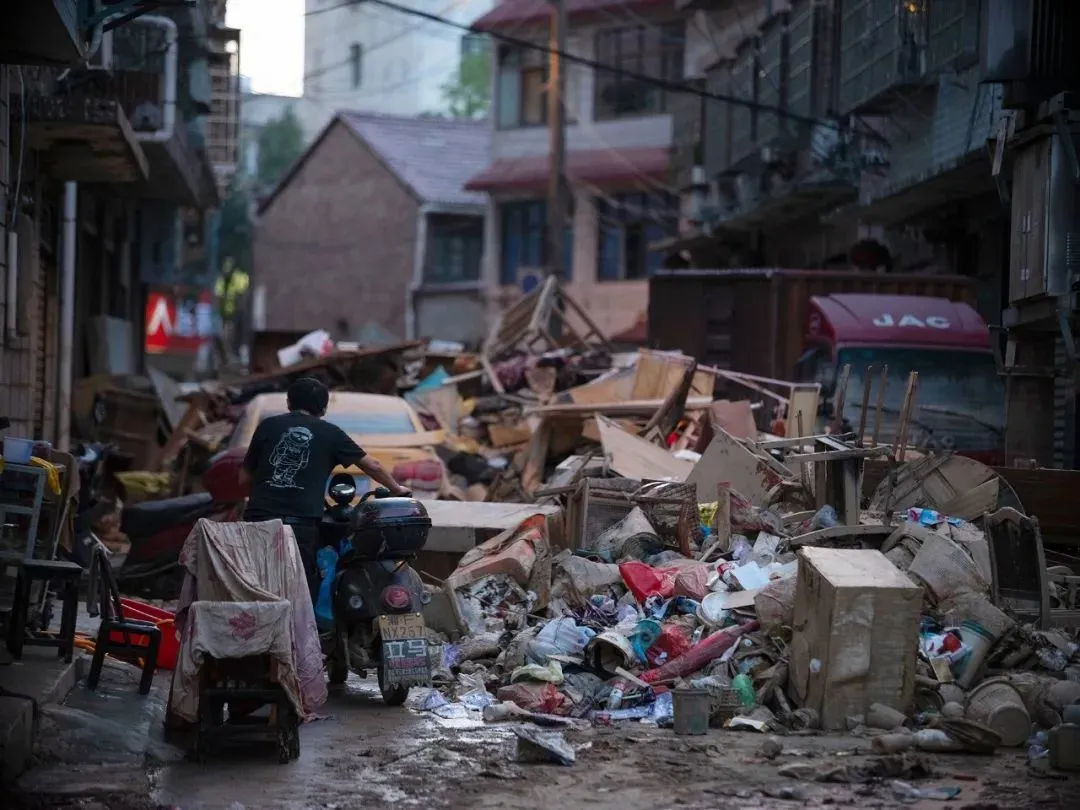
[{"xmin": 465, "ymin": 147, "xmax": 670, "ymax": 193}]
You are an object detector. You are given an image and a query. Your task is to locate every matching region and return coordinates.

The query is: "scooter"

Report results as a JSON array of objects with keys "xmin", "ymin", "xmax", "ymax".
[{"xmin": 318, "ymin": 478, "xmax": 432, "ymax": 706}]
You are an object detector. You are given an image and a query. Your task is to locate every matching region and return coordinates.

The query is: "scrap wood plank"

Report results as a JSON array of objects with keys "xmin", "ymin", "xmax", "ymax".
[
  {"xmin": 790, "ymin": 524, "xmax": 896, "ymax": 547},
  {"xmin": 595, "ymin": 414, "xmax": 693, "ymax": 482},
  {"xmin": 524, "ymin": 396, "xmax": 713, "ymax": 417},
  {"xmin": 423, "ymin": 500, "xmax": 562, "ymax": 553},
  {"xmin": 686, "ymin": 427, "xmax": 793, "ymax": 506}
]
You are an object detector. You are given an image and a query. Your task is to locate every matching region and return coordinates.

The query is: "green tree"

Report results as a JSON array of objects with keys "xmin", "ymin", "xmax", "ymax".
[
  {"xmin": 440, "ymin": 52, "xmax": 491, "ymax": 119},
  {"xmin": 256, "ymin": 106, "xmax": 305, "ymax": 188},
  {"xmin": 217, "ymin": 181, "xmax": 252, "ymax": 273}
]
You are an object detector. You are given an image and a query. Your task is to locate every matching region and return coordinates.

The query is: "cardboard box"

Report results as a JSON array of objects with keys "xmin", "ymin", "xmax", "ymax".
[{"xmin": 789, "ymin": 547, "xmax": 922, "ymax": 730}]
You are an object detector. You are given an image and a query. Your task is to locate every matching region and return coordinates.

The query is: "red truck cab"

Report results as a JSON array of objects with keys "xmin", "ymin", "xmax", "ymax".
[{"xmin": 795, "ymin": 294, "xmax": 1005, "ymax": 464}]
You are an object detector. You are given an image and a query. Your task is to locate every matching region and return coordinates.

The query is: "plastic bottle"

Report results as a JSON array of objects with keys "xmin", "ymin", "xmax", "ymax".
[
  {"xmin": 809, "ymin": 505, "xmax": 839, "ymax": 530},
  {"xmin": 732, "ymin": 673, "xmax": 756, "ymax": 708},
  {"xmin": 607, "ymin": 677, "xmax": 629, "ymax": 710}
]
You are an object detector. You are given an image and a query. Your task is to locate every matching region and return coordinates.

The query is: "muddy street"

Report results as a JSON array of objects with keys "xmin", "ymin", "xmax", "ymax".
[{"xmin": 8, "ymin": 664, "xmax": 1075, "ymax": 810}]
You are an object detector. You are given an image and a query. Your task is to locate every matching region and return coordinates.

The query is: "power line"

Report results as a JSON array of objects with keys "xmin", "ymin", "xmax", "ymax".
[{"xmin": 365, "ymin": 0, "xmax": 864, "ymax": 135}]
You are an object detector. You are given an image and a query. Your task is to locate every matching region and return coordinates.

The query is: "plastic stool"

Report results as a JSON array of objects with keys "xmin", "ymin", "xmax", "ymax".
[
  {"xmin": 6, "ymin": 558, "xmax": 83, "ymax": 663},
  {"xmin": 87, "ymin": 616, "xmax": 162, "ymax": 695}
]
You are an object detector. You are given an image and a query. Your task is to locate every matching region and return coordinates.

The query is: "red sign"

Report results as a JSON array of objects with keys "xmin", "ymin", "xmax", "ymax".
[{"xmin": 145, "ymin": 290, "xmax": 214, "ymax": 354}]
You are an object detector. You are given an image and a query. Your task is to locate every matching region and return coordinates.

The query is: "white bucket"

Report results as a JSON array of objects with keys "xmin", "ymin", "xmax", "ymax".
[
  {"xmin": 2, "ymin": 436, "xmax": 34, "ymax": 464},
  {"xmin": 955, "ymin": 620, "xmax": 997, "ymax": 688}
]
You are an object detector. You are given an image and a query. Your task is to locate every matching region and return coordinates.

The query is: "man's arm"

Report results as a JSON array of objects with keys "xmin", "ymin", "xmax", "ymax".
[
  {"xmin": 358, "ymin": 455, "xmax": 409, "ymax": 495},
  {"xmin": 334, "ymin": 427, "xmax": 409, "ymax": 495}
]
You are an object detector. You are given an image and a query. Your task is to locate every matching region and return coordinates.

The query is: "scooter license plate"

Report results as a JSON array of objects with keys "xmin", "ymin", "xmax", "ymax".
[{"xmin": 379, "ymin": 613, "xmax": 430, "ymax": 688}]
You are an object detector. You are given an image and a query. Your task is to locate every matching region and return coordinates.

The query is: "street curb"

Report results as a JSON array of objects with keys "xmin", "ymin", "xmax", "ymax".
[{"xmin": 1, "ymin": 653, "xmax": 89, "ymax": 784}]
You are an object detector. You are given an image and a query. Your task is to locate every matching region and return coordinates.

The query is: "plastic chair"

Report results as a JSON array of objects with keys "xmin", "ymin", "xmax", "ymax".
[
  {"xmin": 85, "ymin": 542, "xmax": 161, "ymax": 695},
  {"xmin": 6, "ymin": 558, "xmax": 83, "ymax": 663}
]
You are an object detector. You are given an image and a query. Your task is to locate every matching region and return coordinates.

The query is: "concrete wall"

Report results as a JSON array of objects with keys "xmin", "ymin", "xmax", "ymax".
[
  {"xmin": 302, "ymin": 0, "xmax": 493, "ymax": 131},
  {"xmin": 252, "ymin": 120, "xmax": 419, "ymax": 339},
  {"xmin": 414, "ymin": 287, "xmax": 487, "ymax": 345}
]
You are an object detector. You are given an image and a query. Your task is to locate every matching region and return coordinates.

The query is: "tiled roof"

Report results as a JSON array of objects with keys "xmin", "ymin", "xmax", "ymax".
[
  {"xmin": 472, "ymin": 0, "xmax": 676, "ymax": 32},
  {"xmin": 465, "ymin": 146, "xmax": 670, "ymax": 192},
  {"xmin": 339, "ymin": 112, "xmax": 491, "ymax": 208}
]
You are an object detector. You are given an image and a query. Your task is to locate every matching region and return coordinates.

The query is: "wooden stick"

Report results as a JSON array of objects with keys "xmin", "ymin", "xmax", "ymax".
[
  {"xmin": 831, "ymin": 364, "xmax": 851, "ymax": 433},
  {"xmin": 894, "ymin": 371, "xmax": 919, "ymax": 463},
  {"xmin": 871, "ymin": 364, "xmax": 888, "ymax": 447},
  {"xmin": 857, "ymin": 364, "xmax": 875, "ymax": 445}
]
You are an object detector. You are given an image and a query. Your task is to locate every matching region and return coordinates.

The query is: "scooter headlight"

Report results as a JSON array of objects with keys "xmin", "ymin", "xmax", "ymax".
[{"xmin": 348, "ymin": 594, "xmax": 364, "ymax": 610}]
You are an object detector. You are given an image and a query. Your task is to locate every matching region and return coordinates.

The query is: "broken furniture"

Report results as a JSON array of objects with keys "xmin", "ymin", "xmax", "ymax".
[
  {"xmin": 5, "ymin": 558, "xmax": 82, "ymax": 663},
  {"xmin": 985, "ymin": 507, "xmax": 1080, "ymax": 629},
  {"xmin": 195, "ymin": 651, "xmax": 301, "ymax": 764},
  {"xmin": 86, "ymin": 543, "xmax": 161, "ymax": 695},
  {"xmin": 789, "ymin": 547, "xmax": 922, "ymax": 730},
  {"xmin": 0, "ymin": 461, "xmax": 48, "ymax": 557},
  {"xmin": 483, "ymin": 276, "xmax": 612, "ymax": 393}
]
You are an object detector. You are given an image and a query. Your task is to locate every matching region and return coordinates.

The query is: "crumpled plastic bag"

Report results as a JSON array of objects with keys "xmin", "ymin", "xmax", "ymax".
[
  {"xmin": 619, "ymin": 561, "xmax": 678, "ymax": 603},
  {"xmin": 645, "ymin": 621, "xmax": 694, "ymax": 667},
  {"xmin": 526, "ymin": 617, "xmax": 596, "ymax": 665},
  {"xmin": 497, "ymin": 681, "xmax": 566, "ymax": 714},
  {"xmin": 754, "ymin": 576, "xmax": 798, "ymax": 631},
  {"xmin": 510, "ymin": 659, "xmax": 565, "ymax": 685}
]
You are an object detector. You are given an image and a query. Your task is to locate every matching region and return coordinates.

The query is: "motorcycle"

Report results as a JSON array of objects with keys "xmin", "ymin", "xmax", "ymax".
[
  {"xmin": 68, "ymin": 445, "xmax": 246, "ymax": 599},
  {"xmin": 318, "ymin": 477, "xmax": 432, "ymax": 706}
]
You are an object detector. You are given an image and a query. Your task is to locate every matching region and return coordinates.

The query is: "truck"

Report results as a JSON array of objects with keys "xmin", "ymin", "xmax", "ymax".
[{"xmin": 647, "ymin": 269, "xmax": 1004, "ymax": 462}]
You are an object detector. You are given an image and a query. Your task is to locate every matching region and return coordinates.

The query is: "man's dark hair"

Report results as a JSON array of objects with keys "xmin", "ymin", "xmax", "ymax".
[{"xmin": 287, "ymin": 377, "xmax": 330, "ymax": 416}]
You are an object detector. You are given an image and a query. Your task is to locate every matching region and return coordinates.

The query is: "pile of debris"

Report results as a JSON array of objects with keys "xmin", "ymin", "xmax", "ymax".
[{"xmin": 418, "ymin": 445, "xmax": 1080, "ymax": 767}]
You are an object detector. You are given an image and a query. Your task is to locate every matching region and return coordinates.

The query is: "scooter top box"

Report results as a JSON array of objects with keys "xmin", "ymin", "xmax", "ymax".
[{"xmin": 349, "ymin": 495, "xmax": 432, "ymax": 559}]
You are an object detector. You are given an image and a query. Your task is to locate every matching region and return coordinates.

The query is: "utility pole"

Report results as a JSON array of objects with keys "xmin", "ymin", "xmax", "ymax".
[{"xmin": 546, "ymin": 0, "xmax": 568, "ymax": 278}]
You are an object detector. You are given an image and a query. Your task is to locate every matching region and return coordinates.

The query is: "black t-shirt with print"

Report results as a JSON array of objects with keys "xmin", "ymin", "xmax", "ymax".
[{"xmin": 242, "ymin": 411, "xmax": 366, "ymax": 520}]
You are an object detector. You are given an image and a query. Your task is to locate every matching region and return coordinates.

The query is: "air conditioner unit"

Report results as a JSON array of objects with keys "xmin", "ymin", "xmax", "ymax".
[{"xmin": 516, "ymin": 266, "xmax": 545, "ymax": 295}]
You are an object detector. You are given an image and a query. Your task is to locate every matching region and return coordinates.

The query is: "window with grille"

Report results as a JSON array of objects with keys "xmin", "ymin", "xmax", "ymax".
[
  {"xmin": 495, "ymin": 45, "xmax": 547, "ymax": 128},
  {"xmin": 594, "ymin": 24, "xmax": 685, "ymax": 121},
  {"xmin": 596, "ymin": 192, "xmax": 679, "ymax": 281},
  {"xmin": 499, "ymin": 201, "xmax": 574, "ymax": 284},
  {"xmin": 426, "ymin": 216, "xmax": 483, "ymax": 283}
]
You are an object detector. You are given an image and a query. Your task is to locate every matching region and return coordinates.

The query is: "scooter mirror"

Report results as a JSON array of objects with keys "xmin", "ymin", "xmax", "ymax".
[{"xmin": 329, "ymin": 482, "xmax": 357, "ymax": 505}]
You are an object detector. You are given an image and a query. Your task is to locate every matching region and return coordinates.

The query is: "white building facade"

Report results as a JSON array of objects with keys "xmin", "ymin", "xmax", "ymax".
[{"xmin": 303, "ymin": 0, "xmax": 494, "ymax": 129}]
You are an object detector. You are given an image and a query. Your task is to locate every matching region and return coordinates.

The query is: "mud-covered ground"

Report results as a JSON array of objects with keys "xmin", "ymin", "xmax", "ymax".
[{"xmin": 8, "ymin": 668, "xmax": 1078, "ymax": 810}]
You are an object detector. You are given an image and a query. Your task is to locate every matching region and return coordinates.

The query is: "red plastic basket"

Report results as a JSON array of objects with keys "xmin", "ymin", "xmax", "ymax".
[{"xmin": 109, "ymin": 598, "xmax": 180, "ymax": 671}]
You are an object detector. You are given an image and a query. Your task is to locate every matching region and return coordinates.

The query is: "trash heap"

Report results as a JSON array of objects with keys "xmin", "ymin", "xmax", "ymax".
[{"xmin": 418, "ymin": 425, "xmax": 1080, "ymax": 771}]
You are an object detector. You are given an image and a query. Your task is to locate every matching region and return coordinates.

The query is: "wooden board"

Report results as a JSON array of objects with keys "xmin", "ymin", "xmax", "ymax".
[
  {"xmin": 595, "ymin": 414, "xmax": 693, "ymax": 482},
  {"xmin": 686, "ymin": 427, "xmax": 783, "ymax": 506},
  {"xmin": 423, "ymin": 500, "xmax": 562, "ymax": 553},
  {"xmin": 631, "ymin": 349, "xmax": 715, "ymax": 400}
]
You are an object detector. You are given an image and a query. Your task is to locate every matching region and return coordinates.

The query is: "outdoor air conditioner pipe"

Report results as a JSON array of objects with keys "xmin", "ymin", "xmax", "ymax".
[
  {"xmin": 58, "ymin": 182, "xmax": 77, "ymax": 451},
  {"xmin": 135, "ymin": 16, "xmax": 178, "ymax": 143}
]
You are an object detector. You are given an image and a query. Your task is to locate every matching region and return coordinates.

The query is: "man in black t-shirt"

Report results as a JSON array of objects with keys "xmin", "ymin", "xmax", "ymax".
[{"xmin": 239, "ymin": 377, "xmax": 409, "ymax": 606}]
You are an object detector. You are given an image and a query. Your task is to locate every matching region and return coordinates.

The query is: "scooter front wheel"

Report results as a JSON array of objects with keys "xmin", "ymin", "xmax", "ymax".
[{"xmin": 377, "ymin": 662, "xmax": 408, "ymax": 706}]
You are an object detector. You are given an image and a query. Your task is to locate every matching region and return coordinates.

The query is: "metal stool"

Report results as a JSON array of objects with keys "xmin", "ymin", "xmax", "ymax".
[
  {"xmin": 85, "ymin": 542, "xmax": 160, "ymax": 695},
  {"xmin": 6, "ymin": 558, "xmax": 83, "ymax": 663}
]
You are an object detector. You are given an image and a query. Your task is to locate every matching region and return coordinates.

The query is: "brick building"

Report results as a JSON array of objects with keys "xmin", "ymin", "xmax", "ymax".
[{"xmin": 252, "ymin": 113, "xmax": 490, "ymax": 346}]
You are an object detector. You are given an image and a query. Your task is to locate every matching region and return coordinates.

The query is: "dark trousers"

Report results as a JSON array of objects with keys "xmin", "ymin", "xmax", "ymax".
[
  {"xmin": 245, "ymin": 511, "xmax": 321, "ymax": 608},
  {"xmin": 288, "ymin": 522, "xmax": 322, "ymax": 609}
]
